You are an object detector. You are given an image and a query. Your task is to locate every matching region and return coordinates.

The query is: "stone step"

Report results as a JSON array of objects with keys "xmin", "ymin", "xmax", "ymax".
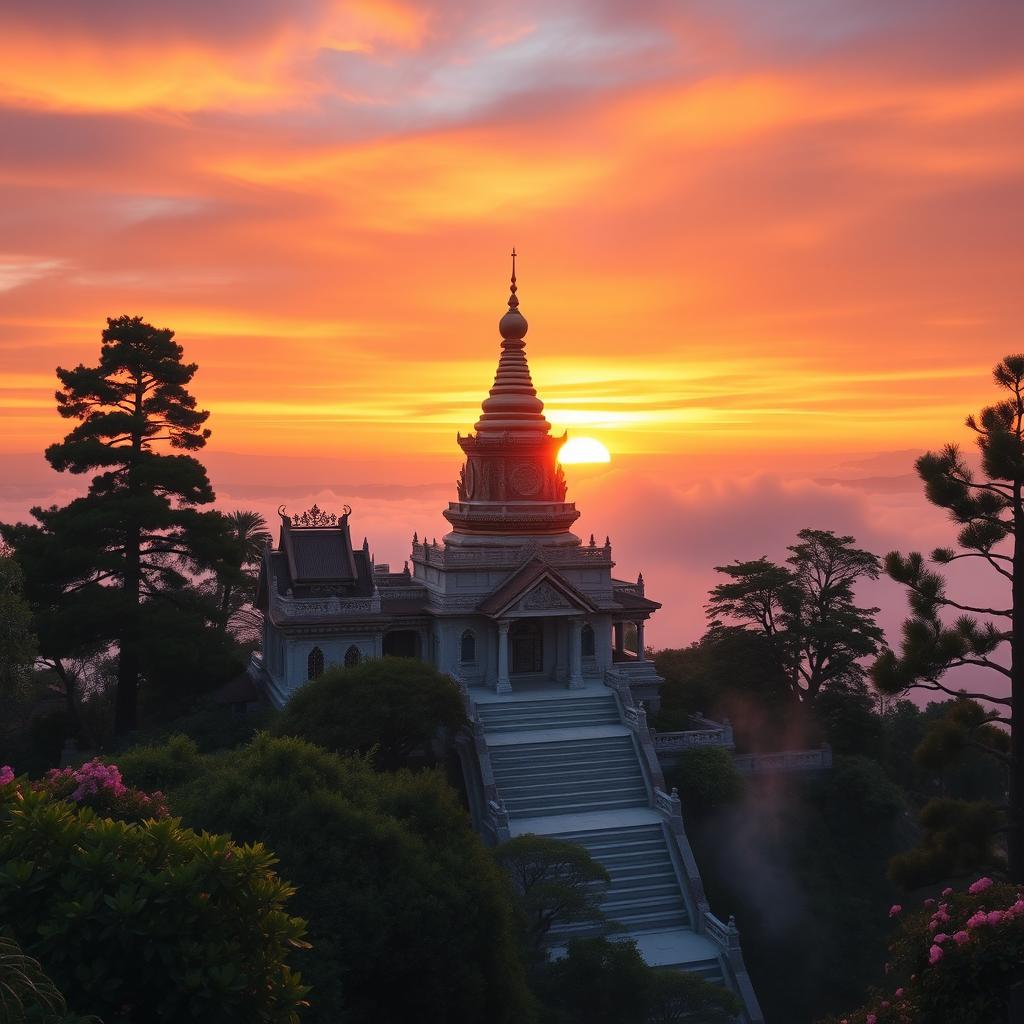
[
  {"xmin": 484, "ymin": 716, "xmax": 621, "ymax": 733},
  {"xmin": 504, "ymin": 785, "xmax": 648, "ymax": 808},
  {"xmin": 504, "ymin": 795, "xmax": 650, "ymax": 818},
  {"xmin": 490, "ymin": 754, "xmax": 637, "ymax": 773},
  {"xmin": 499, "ymin": 777, "xmax": 645, "ymax": 799},
  {"xmin": 491, "ymin": 746, "xmax": 634, "ymax": 767},
  {"xmin": 479, "ymin": 696, "xmax": 616, "ymax": 713},
  {"xmin": 490, "ymin": 736, "xmax": 632, "ymax": 756}
]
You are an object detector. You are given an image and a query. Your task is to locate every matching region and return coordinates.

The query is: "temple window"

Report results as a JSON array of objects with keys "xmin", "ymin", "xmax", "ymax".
[
  {"xmin": 460, "ymin": 629, "xmax": 477, "ymax": 663},
  {"xmin": 581, "ymin": 624, "xmax": 595, "ymax": 657},
  {"xmin": 307, "ymin": 646, "xmax": 325, "ymax": 680},
  {"xmin": 344, "ymin": 645, "xmax": 361, "ymax": 668}
]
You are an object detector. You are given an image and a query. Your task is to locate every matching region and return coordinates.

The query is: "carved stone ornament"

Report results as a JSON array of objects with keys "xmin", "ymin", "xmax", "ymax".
[
  {"xmin": 510, "ymin": 461, "xmax": 543, "ymax": 497},
  {"xmin": 518, "ymin": 581, "xmax": 573, "ymax": 610}
]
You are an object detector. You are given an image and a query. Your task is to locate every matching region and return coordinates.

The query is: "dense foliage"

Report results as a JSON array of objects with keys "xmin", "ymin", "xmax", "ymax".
[
  {"xmin": 276, "ymin": 657, "xmax": 466, "ymax": 770},
  {"xmin": 494, "ymin": 834, "xmax": 610, "ymax": 954},
  {"xmin": 873, "ymin": 355, "xmax": 1024, "ymax": 880},
  {"xmin": 665, "ymin": 747, "xmax": 744, "ymax": 818},
  {"xmin": 123, "ymin": 732, "xmax": 534, "ymax": 1024},
  {"xmin": 532, "ymin": 938, "xmax": 741, "ymax": 1024},
  {"xmin": 822, "ymin": 877, "xmax": 1024, "ymax": 1024},
  {"xmin": 0, "ymin": 545, "xmax": 36, "ymax": 699},
  {"xmin": 707, "ymin": 529, "xmax": 883, "ymax": 706},
  {"xmin": 0, "ymin": 933, "xmax": 99, "ymax": 1024},
  {"xmin": 0, "ymin": 774, "xmax": 309, "ymax": 1024}
]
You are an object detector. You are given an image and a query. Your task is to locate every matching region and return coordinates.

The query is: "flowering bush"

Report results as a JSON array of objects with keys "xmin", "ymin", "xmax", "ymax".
[
  {"xmin": 0, "ymin": 782, "xmax": 309, "ymax": 1023},
  {"xmin": 6, "ymin": 759, "xmax": 170, "ymax": 822},
  {"xmin": 821, "ymin": 877, "xmax": 1024, "ymax": 1024}
]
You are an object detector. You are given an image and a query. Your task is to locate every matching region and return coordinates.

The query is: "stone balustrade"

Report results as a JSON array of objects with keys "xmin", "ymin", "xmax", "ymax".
[
  {"xmin": 412, "ymin": 541, "xmax": 612, "ymax": 568},
  {"xmin": 704, "ymin": 911, "xmax": 741, "ymax": 952},
  {"xmin": 732, "ymin": 744, "xmax": 832, "ymax": 775},
  {"xmin": 653, "ymin": 786, "xmax": 681, "ymax": 820},
  {"xmin": 273, "ymin": 593, "xmax": 381, "ymax": 618},
  {"xmin": 623, "ymin": 702, "xmax": 648, "ymax": 734}
]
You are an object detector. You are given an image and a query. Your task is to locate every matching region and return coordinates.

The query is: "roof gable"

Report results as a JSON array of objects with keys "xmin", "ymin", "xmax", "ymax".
[{"xmin": 478, "ymin": 557, "xmax": 598, "ymax": 617}]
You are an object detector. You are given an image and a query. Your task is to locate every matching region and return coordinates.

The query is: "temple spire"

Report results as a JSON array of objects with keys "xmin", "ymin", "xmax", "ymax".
[
  {"xmin": 473, "ymin": 251, "xmax": 550, "ymax": 436},
  {"xmin": 508, "ymin": 248, "xmax": 519, "ymax": 309}
]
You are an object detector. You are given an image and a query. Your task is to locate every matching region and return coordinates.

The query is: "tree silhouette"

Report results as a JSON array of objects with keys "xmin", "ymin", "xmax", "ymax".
[
  {"xmin": 707, "ymin": 528, "xmax": 883, "ymax": 705},
  {"xmin": 874, "ymin": 354, "xmax": 1024, "ymax": 880},
  {"xmin": 214, "ymin": 510, "xmax": 271, "ymax": 634},
  {"xmin": 28, "ymin": 316, "xmax": 222, "ymax": 734}
]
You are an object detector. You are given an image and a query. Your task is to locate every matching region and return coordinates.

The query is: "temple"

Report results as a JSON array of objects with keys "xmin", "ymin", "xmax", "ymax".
[{"xmin": 252, "ymin": 258, "xmax": 763, "ymax": 1022}]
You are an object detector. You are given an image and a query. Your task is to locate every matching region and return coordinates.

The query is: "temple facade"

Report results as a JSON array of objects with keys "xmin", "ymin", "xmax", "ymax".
[
  {"xmin": 254, "ymin": 260, "xmax": 664, "ymax": 710},
  {"xmin": 251, "ymin": 262, "xmax": 764, "ymax": 1022}
]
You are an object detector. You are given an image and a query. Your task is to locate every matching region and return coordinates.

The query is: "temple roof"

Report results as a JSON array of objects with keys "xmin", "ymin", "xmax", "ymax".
[
  {"xmin": 478, "ymin": 557, "xmax": 598, "ymax": 617},
  {"xmin": 473, "ymin": 251, "xmax": 552, "ymax": 439}
]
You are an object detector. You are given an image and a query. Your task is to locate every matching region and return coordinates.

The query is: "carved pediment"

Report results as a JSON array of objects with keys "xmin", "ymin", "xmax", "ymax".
[{"xmin": 514, "ymin": 580, "xmax": 574, "ymax": 611}]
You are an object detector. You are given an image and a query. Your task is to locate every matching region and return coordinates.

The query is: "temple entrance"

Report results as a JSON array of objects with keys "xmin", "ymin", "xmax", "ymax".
[
  {"xmin": 510, "ymin": 620, "xmax": 543, "ymax": 674},
  {"xmin": 383, "ymin": 630, "xmax": 419, "ymax": 658}
]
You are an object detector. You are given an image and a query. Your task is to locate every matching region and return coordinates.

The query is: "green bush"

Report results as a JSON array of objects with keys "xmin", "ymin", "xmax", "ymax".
[
  {"xmin": 0, "ymin": 783, "xmax": 309, "ymax": 1023},
  {"xmin": 666, "ymin": 747, "xmax": 744, "ymax": 817},
  {"xmin": 173, "ymin": 733, "xmax": 534, "ymax": 1024},
  {"xmin": 276, "ymin": 656, "xmax": 466, "ymax": 770},
  {"xmin": 0, "ymin": 933, "xmax": 100, "ymax": 1024},
  {"xmin": 821, "ymin": 877, "xmax": 1024, "ymax": 1024},
  {"xmin": 114, "ymin": 734, "xmax": 207, "ymax": 792}
]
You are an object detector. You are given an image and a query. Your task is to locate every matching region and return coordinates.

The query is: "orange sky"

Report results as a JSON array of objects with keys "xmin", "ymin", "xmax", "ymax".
[{"xmin": 1, "ymin": 0, "xmax": 1022, "ymax": 655}]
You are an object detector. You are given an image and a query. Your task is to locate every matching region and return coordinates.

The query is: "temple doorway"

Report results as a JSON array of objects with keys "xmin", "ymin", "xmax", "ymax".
[{"xmin": 510, "ymin": 620, "xmax": 543, "ymax": 674}]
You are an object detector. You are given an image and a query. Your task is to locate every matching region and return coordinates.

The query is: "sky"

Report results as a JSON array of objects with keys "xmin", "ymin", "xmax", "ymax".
[{"xmin": 1, "ymin": 0, "xmax": 1022, "ymax": 669}]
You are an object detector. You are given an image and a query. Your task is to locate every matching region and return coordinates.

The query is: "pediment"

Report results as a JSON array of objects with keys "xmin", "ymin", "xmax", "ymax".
[{"xmin": 478, "ymin": 557, "xmax": 597, "ymax": 617}]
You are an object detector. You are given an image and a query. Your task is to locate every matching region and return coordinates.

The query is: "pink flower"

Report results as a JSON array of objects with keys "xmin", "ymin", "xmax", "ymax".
[
  {"xmin": 881, "ymin": 1001, "xmax": 890, "ymax": 1009},
  {"xmin": 986, "ymin": 910, "xmax": 1005, "ymax": 925},
  {"xmin": 923, "ymin": 897, "xmax": 935, "ymax": 906},
  {"xmin": 969, "ymin": 877, "xmax": 994, "ymax": 895},
  {"xmin": 889, "ymin": 904, "xmax": 903, "ymax": 917},
  {"xmin": 895, "ymin": 988, "xmax": 904, "ymax": 998},
  {"xmin": 867, "ymin": 1015, "xmax": 877, "ymax": 1024},
  {"xmin": 966, "ymin": 911, "xmax": 988, "ymax": 929},
  {"xmin": 953, "ymin": 931, "xmax": 970, "ymax": 945},
  {"xmin": 942, "ymin": 886, "xmax": 953, "ymax": 896},
  {"xmin": 0, "ymin": 766, "xmax": 13, "ymax": 785},
  {"xmin": 933, "ymin": 933, "xmax": 948, "ymax": 944},
  {"xmin": 929, "ymin": 944, "xmax": 944, "ymax": 965}
]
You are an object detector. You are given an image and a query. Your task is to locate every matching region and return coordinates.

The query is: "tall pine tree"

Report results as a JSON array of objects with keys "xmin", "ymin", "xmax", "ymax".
[
  {"xmin": 35, "ymin": 315, "xmax": 220, "ymax": 734},
  {"xmin": 874, "ymin": 354, "xmax": 1024, "ymax": 880}
]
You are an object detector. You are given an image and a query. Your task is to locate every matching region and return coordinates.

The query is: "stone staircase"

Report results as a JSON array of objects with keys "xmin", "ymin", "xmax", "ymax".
[
  {"xmin": 468, "ymin": 682, "xmax": 763, "ymax": 1021},
  {"xmin": 489, "ymin": 735, "xmax": 648, "ymax": 818},
  {"xmin": 548, "ymin": 823, "xmax": 690, "ymax": 937}
]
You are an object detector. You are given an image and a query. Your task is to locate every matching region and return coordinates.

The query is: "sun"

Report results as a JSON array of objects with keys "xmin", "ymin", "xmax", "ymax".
[{"xmin": 558, "ymin": 436, "xmax": 611, "ymax": 464}]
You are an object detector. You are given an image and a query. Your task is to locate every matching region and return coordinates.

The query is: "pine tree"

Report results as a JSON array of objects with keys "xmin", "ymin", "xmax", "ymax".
[
  {"xmin": 873, "ymin": 354, "xmax": 1024, "ymax": 880},
  {"xmin": 33, "ymin": 315, "xmax": 220, "ymax": 734},
  {"xmin": 706, "ymin": 528, "xmax": 883, "ymax": 705}
]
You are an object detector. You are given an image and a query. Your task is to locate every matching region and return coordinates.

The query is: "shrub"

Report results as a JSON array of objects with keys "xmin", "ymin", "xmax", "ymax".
[
  {"xmin": 0, "ymin": 933, "xmax": 100, "ymax": 1024},
  {"xmin": 34, "ymin": 759, "xmax": 169, "ymax": 822},
  {"xmin": 114, "ymin": 734, "xmax": 207, "ymax": 792},
  {"xmin": 821, "ymin": 877, "xmax": 1024, "ymax": 1024},
  {"xmin": 174, "ymin": 733, "xmax": 534, "ymax": 1024},
  {"xmin": 666, "ymin": 747, "xmax": 744, "ymax": 817},
  {"xmin": 0, "ymin": 777, "xmax": 309, "ymax": 1024},
  {"xmin": 276, "ymin": 656, "xmax": 466, "ymax": 770}
]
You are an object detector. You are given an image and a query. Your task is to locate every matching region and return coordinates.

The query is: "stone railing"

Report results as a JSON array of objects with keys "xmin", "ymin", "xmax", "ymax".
[
  {"xmin": 704, "ymin": 911, "xmax": 741, "ymax": 954},
  {"xmin": 733, "ymin": 744, "xmax": 832, "ymax": 776},
  {"xmin": 623, "ymin": 702, "xmax": 648, "ymax": 735},
  {"xmin": 654, "ymin": 786, "xmax": 682, "ymax": 820},
  {"xmin": 651, "ymin": 727, "xmax": 731, "ymax": 752},
  {"xmin": 273, "ymin": 592, "xmax": 381, "ymax": 618},
  {"xmin": 486, "ymin": 798, "xmax": 510, "ymax": 840},
  {"xmin": 412, "ymin": 541, "xmax": 613, "ymax": 569}
]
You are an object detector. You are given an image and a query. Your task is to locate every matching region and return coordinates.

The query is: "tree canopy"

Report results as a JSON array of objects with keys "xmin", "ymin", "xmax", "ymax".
[
  {"xmin": 873, "ymin": 355, "xmax": 1024, "ymax": 880},
  {"xmin": 276, "ymin": 656, "xmax": 466, "ymax": 770},
  {"xmin": 707, "ymin": 528, "xmax": 883, "ymax": 706}
]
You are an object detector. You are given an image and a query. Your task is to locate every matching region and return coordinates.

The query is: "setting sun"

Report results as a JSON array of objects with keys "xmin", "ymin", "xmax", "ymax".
[{"xmin": 558, "ymin": 436, "xmax": 611, "ymax": 464}]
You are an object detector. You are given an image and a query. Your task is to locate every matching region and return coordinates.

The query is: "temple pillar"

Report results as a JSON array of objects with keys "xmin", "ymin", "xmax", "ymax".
[
  {"xmin": 636, "ymin": 620, "xmax": 646, "ymax": 662},
  {"xmin": 496, "ymin": 620, "xmax": 511, "ymax": 693},
  {"xmin": 568, "ymin": 617, "xmax": 584, "ymax": 689},
  {"xmin": 613, "ymin": 622, "xmax": 624, "ymax": 656}
]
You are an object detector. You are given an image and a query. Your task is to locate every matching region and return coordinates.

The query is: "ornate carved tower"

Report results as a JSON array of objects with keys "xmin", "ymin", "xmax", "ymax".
[{"xmin": 443, "ymin": 254, "xmax": 581, "ymax": 541}]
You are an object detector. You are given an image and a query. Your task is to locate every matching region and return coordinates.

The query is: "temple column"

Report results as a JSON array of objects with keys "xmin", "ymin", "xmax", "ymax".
[
  {"xmin": 613, "ymin": 622, "xmax": 624, "ymax": 658},
  {"xmin": 568, "ymin": 617, "xmax": 584, "ymax": 689},
  {"xmin": 496, "ymin": 620, "xmax": 511, "ymax": 694},
  {"xmin": 636, "ymin": 620, "xmax": 646, "ymax": 662}
]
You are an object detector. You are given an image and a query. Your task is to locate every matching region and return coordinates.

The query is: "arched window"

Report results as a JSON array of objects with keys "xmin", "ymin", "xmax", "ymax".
[
  {"xmin": 344, "ymin": 645, "xmax": 361, "ymax": 668},
  {"xmin": 460, "ymin": 630, "xmax": 476, "ymax": 663},
  {"xmin": 581, "ymin": 624, "xmax": 595, "ymax": 658},
  {"xmin": 307, "ymin": 646, "xmax": 324, "ymax": 680}
]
